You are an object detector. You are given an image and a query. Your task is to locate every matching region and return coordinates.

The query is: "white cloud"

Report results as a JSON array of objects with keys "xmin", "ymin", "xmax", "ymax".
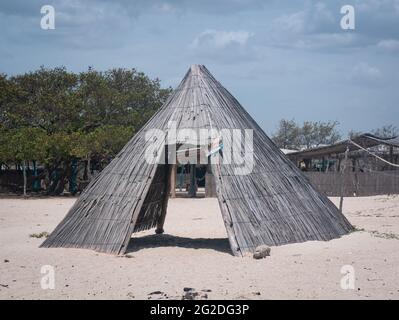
[
  {"xmin": 357, "ymin": 0, "xmax": 399, "ymax": 14},
  {"xmin": 377, "ymin": 39, "xmax": 399, "ymax": 52},
  {"xmin": 272, "ymin": 2, "xmax": 335, "ymax": 35},
  {"xmin": 268, "ymin": 0, "xmax": 399, "ymax": 52},
  {"xmin": 272, "ymin": 33, "xmax": 358, "ymax": 50},
  {"xmin": 268, "ymin": 2, "xmax": 352, "ymax": 51},
  {"xmin": 191, "ymin": 30, "xmax": 254, "ymax": 49},
  {"xmin": 188, "ymin": 30, "xmax": 258, "ymax": 65},
  {"xmin": 349, "ymin": 62, "xmax": 382, "ymax": 84},
  {"xmin": 153, "ymin": 2, "xmax": 177, "ymax": 13},
  {"xmin": 273, "ymin": 11, "xmax": 307, "ymax": 34}
]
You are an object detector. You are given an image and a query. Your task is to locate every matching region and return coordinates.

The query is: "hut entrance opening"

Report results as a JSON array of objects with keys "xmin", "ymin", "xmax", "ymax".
[{"xmin": 169, "ymin": 144, "xmax": 214, "ymax": 198}]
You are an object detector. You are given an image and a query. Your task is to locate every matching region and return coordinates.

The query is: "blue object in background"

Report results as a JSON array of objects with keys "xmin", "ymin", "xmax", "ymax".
[{"xmin": 69, "ymin": 160, "xmax": 78, "ymax": 194}]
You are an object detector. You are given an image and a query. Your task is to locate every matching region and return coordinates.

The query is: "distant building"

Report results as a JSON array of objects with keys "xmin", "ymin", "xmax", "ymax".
[
  {"xmin": 287, "ymin": 133, "xmax": 399, "ymax": 172},
  {"xmin": 286, "ymin": 133, "xmax": 399, "ymax": 196}
]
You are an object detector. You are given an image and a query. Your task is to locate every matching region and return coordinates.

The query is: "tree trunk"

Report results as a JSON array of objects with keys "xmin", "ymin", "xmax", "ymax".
[
  {"xmin": 87, "ymin": 158, "xmax": 92, "ymax": 181},
  {"xmin": 47, "ymin": 161, "xmax": 71, "ymax": 196},
  {"xmin": 54, "ymin": 161, "xmax": 71, "ymax": 195},
  {"xmin": 22, "ymin": 160, "xmax": 27, "ymax": 198},
  {"xmin": 170, "ymin": 164, "xmax": 176, "ymax": 198}
]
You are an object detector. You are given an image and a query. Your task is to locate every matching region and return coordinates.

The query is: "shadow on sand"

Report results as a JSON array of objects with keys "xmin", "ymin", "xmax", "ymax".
[{"xmin": 126, "ymin": 234, "xmax": 232, "ymax": 255}]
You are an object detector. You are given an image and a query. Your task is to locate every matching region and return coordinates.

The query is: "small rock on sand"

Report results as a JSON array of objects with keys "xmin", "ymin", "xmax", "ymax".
[
  {"xmin": 182, "ymin": 287, "xmax": 208, "ymax": 300},
  {"xmin": 253, "ymin": 245, "xmax": 271, "ymax": 259}
]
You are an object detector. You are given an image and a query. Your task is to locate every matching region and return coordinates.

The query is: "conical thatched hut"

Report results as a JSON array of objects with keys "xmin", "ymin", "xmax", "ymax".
[{"xmin": 42, "ymin": 65, "xmax": 353, "ymax": 256}]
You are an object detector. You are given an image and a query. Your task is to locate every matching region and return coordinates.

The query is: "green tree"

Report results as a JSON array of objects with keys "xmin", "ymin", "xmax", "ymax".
[
  {"xmin": 372, "ymin": 125, "xmax": 397, "ymax": 138},
  {"xmin": 0, "ymin": 66, "xmax": 171, "ymax": 195},
  {"xmin": 77, "ymin": 68, "xmax": 171, "ymax": 131},
  {"xmin": 5, "ymin": 67, "xmax": 79, "ymax": 133},
  {"xmin": 308, "ymin": 121, "xmax": 341, "ymax": 147},
  {"xmin": 272, "ymin": 119, "xmax": 301, "ymax": 149},
  {"xmin": 272, "ymin": 119, "xmax": 341, "ymax": 150},
  {"xmin": 5, "ymin": 128, "xmax": 47, "ymax": 196},
  {"xmin": 348, "ymin": 130, "xmax": 363, "ymax": 139}
]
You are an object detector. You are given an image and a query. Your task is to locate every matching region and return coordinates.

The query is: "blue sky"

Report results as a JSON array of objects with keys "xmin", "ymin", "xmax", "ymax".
[{"xmin": 1, "ymin": 0, "xmax": 398, "ymax": 136}]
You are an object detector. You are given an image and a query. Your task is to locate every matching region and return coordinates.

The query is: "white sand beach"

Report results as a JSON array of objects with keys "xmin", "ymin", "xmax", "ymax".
[{"xmin": 0, "ymin": 195, "xmax": 398, "ymax": 300}]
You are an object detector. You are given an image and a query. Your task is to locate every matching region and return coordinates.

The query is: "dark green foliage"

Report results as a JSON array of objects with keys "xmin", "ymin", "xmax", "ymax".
[
  {"xmin": 0, "ymin": 67, "xmax": 171, "ymax": 194},
  {"xmin": 272, "ymin": 119, "xmax": 341, "ymax": 150}
]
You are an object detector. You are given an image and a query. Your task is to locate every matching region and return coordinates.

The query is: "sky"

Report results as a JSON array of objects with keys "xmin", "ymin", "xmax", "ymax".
[{"xmin": 1, "ymin": 0, "xmax": 398, "ymax": 136}]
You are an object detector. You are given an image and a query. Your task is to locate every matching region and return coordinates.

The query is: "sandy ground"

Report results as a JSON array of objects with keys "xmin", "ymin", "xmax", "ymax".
[{"xmin": 0, "ymin": 195, "xmax": 398, "ymax": 300}]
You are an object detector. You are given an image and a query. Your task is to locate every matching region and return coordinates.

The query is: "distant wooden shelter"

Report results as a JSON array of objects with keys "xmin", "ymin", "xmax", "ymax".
[
  {"xmin": 287, "ymin": 134, "xmax": 399, "ymax": 196},
  {"xmin": 42, "ymin": 65, "xmax": 353, "ymax": 256}
]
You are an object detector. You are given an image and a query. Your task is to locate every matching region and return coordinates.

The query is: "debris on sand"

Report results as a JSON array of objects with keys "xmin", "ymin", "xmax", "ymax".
[
  {"xmin": 29, "ymin": 232, "xmax": 49, "ymax": 239},
  {"xmin": 369, "ymin": 230, "xmax": 399, "ymax": 240},
  {"xmin": 149, "ymin": 290, "xmax": 163, "ymax": 295},
  {"xmin": 147, "ymin": 291, "xmax": 169, "ymax": 300}
]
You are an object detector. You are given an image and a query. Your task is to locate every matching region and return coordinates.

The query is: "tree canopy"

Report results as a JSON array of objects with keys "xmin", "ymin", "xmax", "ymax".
[
  {"xmin": 0, "ymin": 66, "xmax": 171, "ymax": 194},
  {"xmin": 272, "ymin": 119, "xmax": 341, "ymax": 150},
  {"xmin": 371, "ymin": 125, "xmax": 398, "ymax": 139},
  {"xmin": 273, "ymin": 119, "xmax": 398, "ymax": 151}
]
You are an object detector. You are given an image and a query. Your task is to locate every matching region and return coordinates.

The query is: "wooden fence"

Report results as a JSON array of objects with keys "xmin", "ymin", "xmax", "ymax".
[
  {"xmin": 3, "ymin": 168, "xmax": 398, "ymax": 197},
  {"xmin": 304, "ymin": 170, "xmax": 399, "ymax": 197}
]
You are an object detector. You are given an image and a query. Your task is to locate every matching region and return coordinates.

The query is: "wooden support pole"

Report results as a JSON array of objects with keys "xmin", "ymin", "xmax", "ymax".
[
  {"xmin": 170, "ymin": 164, "xmax": 176, "ymax": 198},
  {"xmin": 205, "ymin": 164, "xmax": 216, "ymax": 197},
  {"xmin": 155, "ymin": 164, "xmax": 172, "ymax": 234},
  {"xmin": 339, "ymin": 146, "xmax": 349, "ymax": 212},
  {"xmin": 188, "ymin": 163, "xmax": 196, "ymax": 198},
  {"xmin": 389, "ymin": 146, "xmax": 394, "ymax": 165},
  {"xmin": 212, "ymin": 164, "xmax": 242, "ymax": 256}
]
